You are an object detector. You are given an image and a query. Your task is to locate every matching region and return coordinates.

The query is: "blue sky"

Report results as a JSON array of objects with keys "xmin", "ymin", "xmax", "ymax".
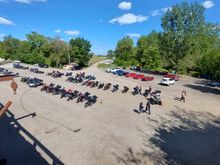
[{"xmin": 0, "ymin": 0, "xmax": 219, "ymax": 55}]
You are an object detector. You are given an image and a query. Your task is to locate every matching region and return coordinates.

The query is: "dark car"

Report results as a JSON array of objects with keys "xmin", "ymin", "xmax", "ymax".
[
  {"xmin": 113, "ymin": 70, "xmax": 129, "ymax": 76},
  {"xmin": 207, "ymin": 81, "xmax": 220, "ymax": 87},
  {"xmin": 71, "ymin": 65, "xmax": 82, "ymax": 70},
  {"xmin": 38, "ymin": 63, "xmax": 49, "ymax": 68}
]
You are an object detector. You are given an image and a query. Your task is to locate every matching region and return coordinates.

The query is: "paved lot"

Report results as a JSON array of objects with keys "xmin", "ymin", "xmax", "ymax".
[{"xmin": 1, "ymin": 63, "xmax": 220, "ymax": 165}]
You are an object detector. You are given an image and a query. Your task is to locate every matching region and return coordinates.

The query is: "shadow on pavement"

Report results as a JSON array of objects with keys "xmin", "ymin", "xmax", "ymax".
[
  {"xmin": 113, "ymin": 107, "xmax": 220, "ymax": 165},
  {"xmin": 0, "ymin": 104, "xmax": 64, "ymax": 165},
  {"xmin": 184, "ymin": 84, "xmax": 220, "ymax": 95}
]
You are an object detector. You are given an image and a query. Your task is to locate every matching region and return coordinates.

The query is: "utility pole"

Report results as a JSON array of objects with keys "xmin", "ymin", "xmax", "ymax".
[{"xmin": 68, "ymin": 46, "xmax": 71, "ymax": 66}]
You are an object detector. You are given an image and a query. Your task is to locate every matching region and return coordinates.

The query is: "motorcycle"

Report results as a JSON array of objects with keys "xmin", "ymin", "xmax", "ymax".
[
  {"xmin": 122, "ymin": 86, "xmax": 129, "ymax": 93},
  {"xmin": 85, "ymin": 95, "xmax": 97, "ymax": 107},
  {"xmin": 112, "ymin": 84, "xmax": 119, "ymax": 92},
  {"xmin": 67, "ymin": 90, "xmax": 79, "ymax": 101},
  {"xmin": 76, "ymin": 92, "xmax": 90, "ymax": 103}
]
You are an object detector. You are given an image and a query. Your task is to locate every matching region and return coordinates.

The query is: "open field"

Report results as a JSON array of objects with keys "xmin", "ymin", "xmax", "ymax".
[
  {"xmin": 1, "ymin": 63, "xmax": 220, "ymax": 165},
  {"xmin": 89, "ymin": 56, "xmax": 107, "ymax": 66}
]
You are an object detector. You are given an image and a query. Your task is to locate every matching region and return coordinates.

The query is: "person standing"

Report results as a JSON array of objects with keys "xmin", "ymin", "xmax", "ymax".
[
  {"xmin": 145, "ymin": 100, "xmax": 151, "ymax": 114},
  {"xmin": 180, "ymin": 90, "xmax": 186, "ymax": 103},
  {"xmin": 10, "ymin": 79, "xmax": 18, "ymax": 95},
  {"xmin": 139, "ymin": 86, "xmax": 142, "ymax": 94},
  {"xmin": 139, "ymin": 102, "xmax": 144, "ymax": 114}
]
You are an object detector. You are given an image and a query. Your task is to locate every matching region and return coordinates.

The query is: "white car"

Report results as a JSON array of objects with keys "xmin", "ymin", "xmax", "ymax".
[
  {"xmin": 160, "ymin": 78, "xmax": 175, "ymax": 86},
  {"xmin": 63, "ymin": 65, "xmax": 72, "ymax": 70},
  {"xmin": 106, "ymin": 67, "xmax": 119, "ymax": 73}
]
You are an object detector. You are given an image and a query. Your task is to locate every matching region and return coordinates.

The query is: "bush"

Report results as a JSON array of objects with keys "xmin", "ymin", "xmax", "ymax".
[
  {"xmin": 97, "ymin": 63, "xmax": 116, "ymax": 68},
  {"xmin": 154, "ymin": 68, "xmax": 169, "ymax": 72},
  {"xmin": 191, "ymin": 71, "xmax": 200, "ymax": 77}
]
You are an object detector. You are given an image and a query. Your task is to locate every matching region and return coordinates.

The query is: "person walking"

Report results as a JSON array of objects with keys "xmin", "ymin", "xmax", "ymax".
[
  {"xmin": 180, "ymin": 90, "xmax": 186, "ymax": 103},
  {"xmin": 10, "ymin": 79, "xmax": 18, "ymax": 95},
  {"xmin": 145, "ymin": 100, "xmax": 151, "ymax": 114}
]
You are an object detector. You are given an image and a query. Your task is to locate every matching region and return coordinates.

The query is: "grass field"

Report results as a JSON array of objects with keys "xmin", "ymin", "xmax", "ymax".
[{"xmin": 89, "ymin": 56, "xmax": 107, "ymax": 66}]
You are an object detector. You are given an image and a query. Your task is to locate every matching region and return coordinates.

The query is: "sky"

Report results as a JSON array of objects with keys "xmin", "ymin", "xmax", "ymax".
[{"xmin": 0, "ymin": 0, "xmax": 219, "ymax": 55}]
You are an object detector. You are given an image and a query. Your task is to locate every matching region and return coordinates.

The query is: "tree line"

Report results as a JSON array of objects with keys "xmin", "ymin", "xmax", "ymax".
[
  {"xmin": 107, "ymin": 2, "xmax": 220, "ymax": 80},
  {"xmin": 0, "ymin": 32, "xmax": 92, "ymax": 67}
]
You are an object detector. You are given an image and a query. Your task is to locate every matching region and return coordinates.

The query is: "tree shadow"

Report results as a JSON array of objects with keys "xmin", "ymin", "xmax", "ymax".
[
  {"xmin": 113, "ymin": 107, "xmax": 220, "ymax": 165},
  {"xmin": 184, "ymin": 84, "xmax": 220, "ymax": 95},
  {"xmin": 0, "ymin": 105, "xmax": 64, "ymax": 165}
]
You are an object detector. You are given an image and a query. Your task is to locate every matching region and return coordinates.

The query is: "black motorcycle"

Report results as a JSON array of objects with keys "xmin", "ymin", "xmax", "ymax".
[
  {"xmin": 67, "ymin": 90, "xmax": 79, "ymax": 101},
  {"xmin": 112, "ymin": 84, "xmax": 119, "ymax": 92},
  {"xmin": 76, "ymin": 92, "xmax": 90, "ymax": 103},
  {"xmin": 122, "ymin": 86, "xmax": 129, "ymax": 93},
  {"xmin": 85, "ymin": 95, "xmax": 98, "ymax": 107}
]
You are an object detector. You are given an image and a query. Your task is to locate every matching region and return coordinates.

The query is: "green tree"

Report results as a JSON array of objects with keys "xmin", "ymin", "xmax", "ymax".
[
  {"xmin": 69, "ymin": 37, "xmax": 92, "ymax": 66},
  {"xmin": 159, "ymin": 2, "xmax": 205, "ymax": 70},
  {"xmin": 26, "ymin": 31, "xmax": 48, "ymax": 51},
  {"xmin": 1, "ymin": 35, "xmax": 20, "ymax": 59},
  {"xmin": 0, "ymin": 42, "xmax": 6, "ymax": 58},
  {"xmin": 198, "ymin": 48, "xmax": 220, "ymax": 80},
  {"xmin": 47, "ymin": 39, "xmax": 69, "ymax": 67},
  {"xmin": 136, "ymin": 31, "xmax": 162, "ymax": 70},
  {"xmin": 107, "ymin": 49, "xmax": 114, "ymax": 58},
  {"xmin": 114, "ymin": 36, "xmax": 135, "ymax": 66}
]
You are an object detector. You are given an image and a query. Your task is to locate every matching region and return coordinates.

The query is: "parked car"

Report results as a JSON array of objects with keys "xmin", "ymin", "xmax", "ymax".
[
  {"xmin": 113, "ymin": 70, "xmax": 128, "ymax": 76},
  {"xmin": 38, "ymin": 63, "xmax": 49, "ymax": 68},
  {"xmin": 160, "ymin": 78, "xmax": 175, "ymax": 86},
  {"xmin": 130, "ymin": 65, "xmax": 141, "ymax": 71},
  {"xmin": 207, "ymin": 81, "xmax": 220, "ymax": 87},
  {"xmin": 164, "ymin": 73, "xmax": 180, "ymax": 81},
  {"xmin": 63, "ymin": 65, "xmax": 72, "ymax": 70},
  {"xmin": 142, "ymin": 76, "xmax": 154, "ymax": 81},
  {"xmin": 133, "ymin": 74, "xmax": 145, "ymax": 79},
  {"xmin": 125, "ymin": 73, "xmax": 137, "ymax": 78},
  {"xmin": 106, "ymin": 67, "xmax": 119, "ymax": 73},
  {"xmin": 71, "ymin": 65, "xmax": 82, "ymax": 70}
]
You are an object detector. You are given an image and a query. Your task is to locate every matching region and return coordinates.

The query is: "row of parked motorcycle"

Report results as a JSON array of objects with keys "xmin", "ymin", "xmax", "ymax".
[
  {"xmin": 20, "ymin": 77, "xmax": 43, "ymax": 87},
  {"xmin": 40, "ymin": 83, "xmax": 98, "ymax": 107},
  {"xmin": 0, "ymin": 67, "xmax": 19, "ymax": 77},
  {"xmin": 13, "ymin": 64, "xmax": 29, "ymax": 70},
  {"xmin": 66, "ymin": 74, "xmax": 96, "ymax": 84},
  {"xmin": 29, "ymin": 68, "xmax": 44, "ymax": 74},
  {"xmin": 46, "ymin": 71, "xmax": 64, "ymax": 78},
  {"xmin": 79, "ymin": 79, "xmax": 162, "ymax": 104}
]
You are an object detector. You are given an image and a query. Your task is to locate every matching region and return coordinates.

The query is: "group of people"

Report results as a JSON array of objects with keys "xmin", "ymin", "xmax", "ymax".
[
  {"xmin": 139, "ymin": 101, "xmax": 151, "ymax": 114},
  {"xmin": 138, "ymin": 89, "xmax": 187, "ymax": 115}
]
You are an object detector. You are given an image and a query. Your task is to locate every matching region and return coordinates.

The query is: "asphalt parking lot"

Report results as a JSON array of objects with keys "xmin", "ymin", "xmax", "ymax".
[{"xmin": 1, "ymin": 63, "xmax": 220, "ymax": 165}]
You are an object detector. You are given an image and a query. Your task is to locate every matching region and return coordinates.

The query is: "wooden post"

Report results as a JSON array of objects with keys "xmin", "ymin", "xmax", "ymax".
[{"xmin": 0, "ymin": 101, "xmax": 12, "ymax": 117}]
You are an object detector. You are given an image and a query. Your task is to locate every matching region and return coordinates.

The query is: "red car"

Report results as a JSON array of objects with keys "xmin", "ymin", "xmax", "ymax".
[
  {"xmin": 125, "ymin": 73, "xmax": 137, "ymax": 78},
  {"xmin": 133, "ymin": 74, "xmax": 145, "ymax": 79},
  {"xmin": 142, "ymin": 76, "xmax": 154, "ymax": 81},
  {"xmin": 164, "ymin": 74, "xmax": 180, "ymax": 81}
]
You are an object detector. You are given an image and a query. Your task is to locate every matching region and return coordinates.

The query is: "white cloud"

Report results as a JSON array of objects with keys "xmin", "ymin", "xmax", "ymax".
[
  {"xmin": 54, "ymin": 29, "xmax": 62, "ymax": 33},
  {"xmin": 118, "ymin": 1, "xmax": 132, "ymax": 10},
  {"xmin": 110, "ymin": 13, "xmax": 148, "ymax": 25},
  {"xmin": 64, "ymin": 30, "xmax": 80, "ymax": 36},
  {"xmin": 15, "ymin": 0, "xmax": 47, "ymax": 4},
  {"xmin": 150, "ymin": 7, "xmax": 172, "ymax": 17},
  {"xmin": 0, "ymin": 17, "xmax": 15, "ymax": 25},
  {"xmin": 203, "ymin": 1, "xmax": 214, "ymax": 9},
  {"xmin": 127, "ymin": 33, "xmax": 141, "ymax": 38},
  {"xmin": 161, "ymin": 7, "xmax": 172, "ymax": 13},
  {"xmin": 150, "ymin": 9, "xmax": 161, "ymax": 16}
]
